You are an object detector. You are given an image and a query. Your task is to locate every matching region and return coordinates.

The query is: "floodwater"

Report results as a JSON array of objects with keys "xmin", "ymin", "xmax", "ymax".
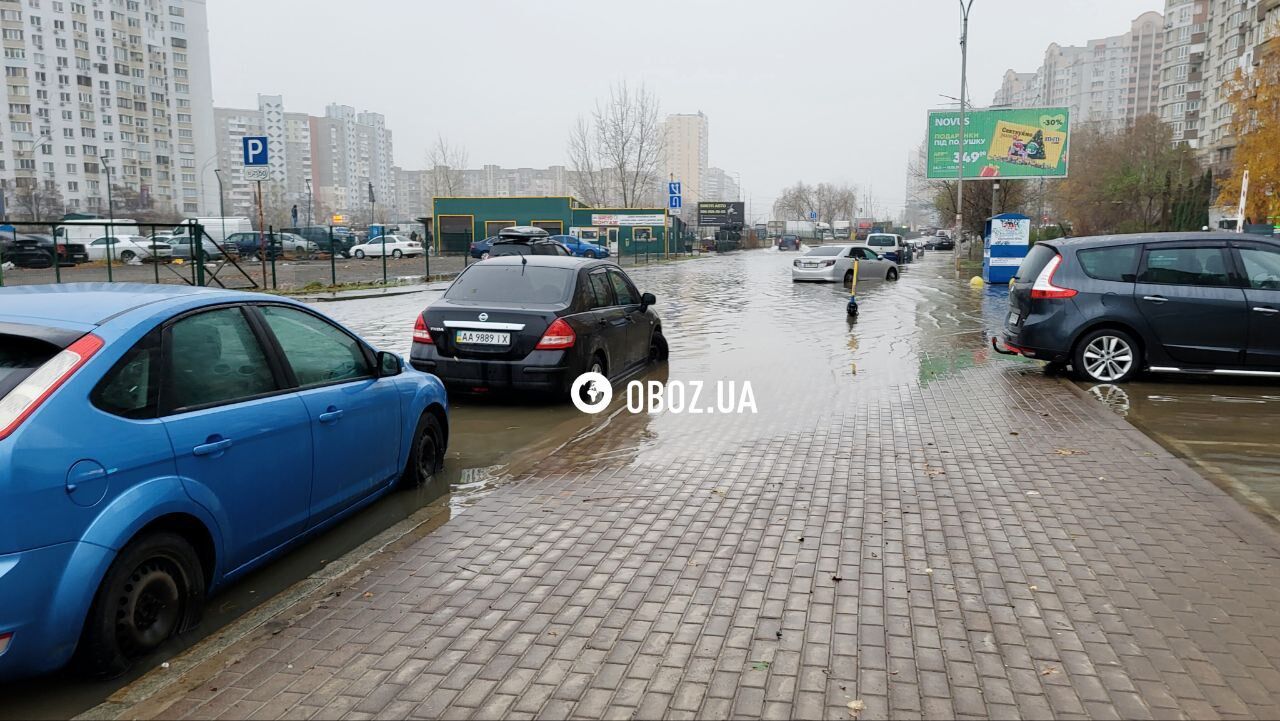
[
  {"xmin": 1079, "ymin": 378, "xmax": 1280, "ymax": 522},
  {"xmin": 9, "ymin": 247, "xmax": 1280, "ymax": 717}
]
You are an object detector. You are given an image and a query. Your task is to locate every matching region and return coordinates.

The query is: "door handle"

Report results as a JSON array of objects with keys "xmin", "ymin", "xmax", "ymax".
[
  {"xmin": 192, "ymin": 438, "xmax": 233, "ymax": 456},
  {"xmin": 1253, "ymin": 307, "xmax": 1280, "ymax": 315},
  {"xmin": 1142, "ymin": 295, "xmax": 1168, "ymax": 303},
  {"xmin": 597, "ymin": 318, "xmax": 609, "ymax": 327},
  {"xmin": 318, "ymin": 408, "xmax": 345, "ymax": 424}
]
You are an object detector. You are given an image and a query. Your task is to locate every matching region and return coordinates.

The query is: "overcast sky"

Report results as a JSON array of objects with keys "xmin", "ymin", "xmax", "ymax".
[{"xmin": 207, "ymin": 0, "xmax": 1161, "ymax": 217}]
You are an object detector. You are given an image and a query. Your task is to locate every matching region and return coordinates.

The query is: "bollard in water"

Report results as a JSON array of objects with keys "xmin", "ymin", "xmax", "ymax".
[{"xmin": 846, "ymin": 259, "xmax": 860, "ymax": 317}]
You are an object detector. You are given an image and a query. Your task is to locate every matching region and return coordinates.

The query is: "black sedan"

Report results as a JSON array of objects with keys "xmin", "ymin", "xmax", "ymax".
[
  {"xmin": 0, "ymin": 234, "xmax": 88, "ymax": 268},
  {"xmin": 410, "ymin": 256, "xmax": 668, "ymax": 397}
]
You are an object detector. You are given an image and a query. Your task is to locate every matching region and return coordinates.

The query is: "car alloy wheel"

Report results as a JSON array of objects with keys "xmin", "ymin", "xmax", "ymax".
[
  {"xmin": 887, "ymin": 268, "xmax": 898, "ymax": 281},
  {"xmin": 354, "ymin": 250, "xmax": 365, "ymax": 259},
  {"xmin": 480, "ymin": 252, "xmax": 490, "ymax": 260},
  {"xmin": 392, "ymin": 249, "xmax": 403, "ymax": 258},
  {"xmin": 119, "ymin": 250, "xmax": 136, "ymax": 262},
  {"xmin": 844, "ymin": 270, "xmax": 854, "ymax": 285},
  {"xmin": 1079, "ymin": 333, "xmax": 1136, "ymax": 383}
]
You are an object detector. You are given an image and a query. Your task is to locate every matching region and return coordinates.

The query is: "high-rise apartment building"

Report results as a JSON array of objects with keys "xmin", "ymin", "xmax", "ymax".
[
  {"xmin": 213, "ymin": 94, "xmax": 311, "ymax": 219},
  {"xmin": 703, "ymin": 167, "xmax": 739, "ymax": 202},
  {"xmin": 992, "ymin": 12, "xmax": 1163, "ymax": 130},
  {"xmin": 1158, "ymin": 0, "xmax": 1209, "ymax": 148},
  {"xmin": 0, "ymin": 0, "xmax": 216, "ymax": 220},
  {"xmin": 661, "ymin": 112, "xmax": 708, "ymax": 210},
  {"xmin": 310, "ymin": 104, "xmax": 394, "ymax": 221},
  {"xmin": 1201, "ymin": 0, "xmax": 1265, "ymax": 172}
]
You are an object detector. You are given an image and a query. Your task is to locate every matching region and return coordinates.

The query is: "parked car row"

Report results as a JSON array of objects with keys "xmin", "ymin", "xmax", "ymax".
[
  {"xmin": 0, "ymin": 239, "xmax": 667, "ymax": 682},
  {"xmin": 469, "ymin": 228, "xmax": 609, "ymax": 260}
]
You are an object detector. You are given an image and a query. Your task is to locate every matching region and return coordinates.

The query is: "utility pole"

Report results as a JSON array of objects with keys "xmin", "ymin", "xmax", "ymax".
[
  {"xmin": 306, "ymin": 177, "xmax": 313, "ymax": 228},
  {"xmin": 955, "ymin": 0, "xmax": 975, "ymax": 271}
]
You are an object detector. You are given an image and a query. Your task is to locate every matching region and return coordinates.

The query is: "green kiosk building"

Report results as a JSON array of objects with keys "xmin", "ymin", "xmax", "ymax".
[{"xmin": 431, "ymin": 197, "xmax": 676, "ymax": 256}]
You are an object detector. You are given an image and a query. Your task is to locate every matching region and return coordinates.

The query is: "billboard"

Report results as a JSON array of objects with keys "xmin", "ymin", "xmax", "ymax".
[
  {"xmin": 697, "ymin": 201, "xmax": 745, "ymax": 226},
  {"xmin": 591, "ymin": 214, "xmax": 662, "ymax": 227},
  {"xmin": 926, "ymin": 107, "xmax": 1070, "ymax": 179}
]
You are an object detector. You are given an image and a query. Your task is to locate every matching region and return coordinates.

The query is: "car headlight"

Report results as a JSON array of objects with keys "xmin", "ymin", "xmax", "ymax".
[{"xmin": 793, "ymin": 259, "xmax": 801, "ymax": 267}]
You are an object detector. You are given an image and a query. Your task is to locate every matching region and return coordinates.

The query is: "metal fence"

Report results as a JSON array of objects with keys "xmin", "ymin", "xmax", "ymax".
[{"xmin": 0, "ymin": 219, "xmax": 709, "ymax": 292}]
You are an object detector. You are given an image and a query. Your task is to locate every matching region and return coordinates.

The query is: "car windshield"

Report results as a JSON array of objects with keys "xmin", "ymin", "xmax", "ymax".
[
  {"xmin": 0, "ymin": 333, "xmax": 60, "ymax": 402},
  {"xmin": 445, "ymin": 265, "xmax": 575, "ymax": 304},
  {"xmin": 867, "ymin": 235, "xmax": 895, "ymax": 247},
  {"xmin": 805, "ymin": 247, "xmax": 843, "ymax": 256}
]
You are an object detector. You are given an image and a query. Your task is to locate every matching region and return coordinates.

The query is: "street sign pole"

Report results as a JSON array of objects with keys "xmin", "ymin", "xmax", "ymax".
[{"xmin": 256, "ymin": 180, "xmax": 266, "ymax": 288}]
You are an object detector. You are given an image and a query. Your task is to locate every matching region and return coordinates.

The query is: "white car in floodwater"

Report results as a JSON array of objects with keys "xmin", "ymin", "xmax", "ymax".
[{"xmin": 790, "ymin": 243, "xmax": 898, "ymax": 283}]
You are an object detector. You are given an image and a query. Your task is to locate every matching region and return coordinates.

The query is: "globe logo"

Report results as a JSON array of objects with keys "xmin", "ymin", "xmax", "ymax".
[{"xmin": 570, "ymin": 372, "xmax": 612, "ymax": 414}]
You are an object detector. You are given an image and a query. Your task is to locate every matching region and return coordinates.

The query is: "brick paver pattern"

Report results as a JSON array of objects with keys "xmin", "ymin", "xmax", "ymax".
[{"xmin": 144, "ymin": 362, "xmax": 1280, "ymax": 720}]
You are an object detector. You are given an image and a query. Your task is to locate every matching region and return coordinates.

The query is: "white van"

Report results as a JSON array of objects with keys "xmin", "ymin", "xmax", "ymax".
[
  {"xmin": 865, "ymin": 233, "xmax": 910, "ymax": 264},
  {"xmin": 55, "ymin": 219, "xmax": 142, "ymax": 246},
  {"xmin": 168, "ymin": 217, "xmax": 253, "ymax": 245}
]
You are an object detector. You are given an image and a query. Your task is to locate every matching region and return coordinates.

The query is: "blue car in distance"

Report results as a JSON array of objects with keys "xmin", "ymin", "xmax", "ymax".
[
  {"xmin": 0, "ymin": 283, "xmax": 449, "ymax": 680},
  {"xmin": 548, "ymin": 235, "xmax": 610, "ymax": 259},
  {"xmin": 470, "ymin": 235, "xmax": 499, "ymax": 259}
]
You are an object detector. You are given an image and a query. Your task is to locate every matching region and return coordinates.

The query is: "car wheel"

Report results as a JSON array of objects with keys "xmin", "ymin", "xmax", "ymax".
[
  {"xmin": 649, "ymin": 332, "xmax": 670, "ymax": 362},
  {"xmin": 843, "ymin": 269, "xmax": 854, "ymax": 285},
  {"xmin": 403, "ymin": 411, "xmax": 445, "ymax": 487},
  {"xmin": 886, "ymin": 267, "xmax": 899, "ymax": 281},
  {"xmin": 118, "ymin": 250, "xmax": 136, "ymax": 262},
  {"xmin": 1074, "ymin": 328, "xmax": 1140, "ymax": 383},
  {"xmin": 480, "ymin": 251, "xmax": 490, "ymax": 260},
  {"xmin": 78, "ymin": 532, "xmax": 205, "ymax": 679},
  {"xmin": 392, "ymin": 249, "xmax": 403, "ymax": 259},
  {"xmin": 354, "ymin": 249, "xmax": 365, "ymax": 259}
]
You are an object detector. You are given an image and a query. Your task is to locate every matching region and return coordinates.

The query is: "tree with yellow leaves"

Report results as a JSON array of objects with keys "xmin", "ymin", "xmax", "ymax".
[{"xmin": 1217, "ymin": 60, "xmax": 1280, "ymax": 227}]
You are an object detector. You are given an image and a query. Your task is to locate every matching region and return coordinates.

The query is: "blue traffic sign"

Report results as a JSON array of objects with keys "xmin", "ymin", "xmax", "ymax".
[
  {"xmin": 669, "ymin": 195, "xmax": 682, "ymax": 210},
  {"xmin": 809, "ymin": 210, "xmax": 817, "ymax": 221},
  {"xmin": 242, "ymin": 136, "xmax": 269, "ymax": 166},
  {"xmin": 668, "ymin": 181, "xmax": 681, "ymax": 196}
]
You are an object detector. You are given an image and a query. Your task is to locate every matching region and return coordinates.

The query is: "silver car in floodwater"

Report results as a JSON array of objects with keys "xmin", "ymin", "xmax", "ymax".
[{"xmin": 790, "ymin": 243, "xmax": 899, "ymax": 284}]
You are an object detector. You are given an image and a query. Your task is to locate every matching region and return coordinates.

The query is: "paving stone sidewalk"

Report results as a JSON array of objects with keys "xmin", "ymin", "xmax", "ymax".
[{"xmin": 112, "ymin": 363, "xmax": 1280, "ymax": 720}]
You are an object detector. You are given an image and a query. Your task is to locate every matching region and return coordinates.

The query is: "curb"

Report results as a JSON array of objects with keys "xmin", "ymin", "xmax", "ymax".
[{"xmin": 75, "ymin": 498, "xmax": 453, "ymax": 720}]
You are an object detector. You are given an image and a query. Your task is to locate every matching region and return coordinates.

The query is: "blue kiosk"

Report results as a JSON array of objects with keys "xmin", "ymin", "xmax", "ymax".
[{"xmin": 983, "ymin": 212, "xmax": 1031, "ymax": 285}]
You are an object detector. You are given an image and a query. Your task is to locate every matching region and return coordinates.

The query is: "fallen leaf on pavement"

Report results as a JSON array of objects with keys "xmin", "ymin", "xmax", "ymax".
[
  {"xmin": 712, "ymin": 487, "xmax": 728, "ymax": 496},
  {"xmin": 1054, "ymin": 448, "xmax": 1086, "ymax": 456},
  {"xmin": 847, "ymin": 699, "xmax": 865, "ymax": 718},
  {"xmin": 752, "ymin": 661, "xmax": 770, "ymax": 671},
  {"xmin": 1042, "ymin": 666, "xmax": 1058, "ymax": 676},
  {"xmin": 362, "ymin": 592, "xmax": 374, "ymax": 598}
]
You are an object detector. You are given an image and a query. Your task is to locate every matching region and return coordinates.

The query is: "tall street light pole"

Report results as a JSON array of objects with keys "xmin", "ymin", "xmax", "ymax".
[
  {"xmin": 955, "ymin": 0, "xmax": 975, "ymax": 271},
  {"xmin": 305, "ymin": 177, "xmax": 313, "ymax": 227}
]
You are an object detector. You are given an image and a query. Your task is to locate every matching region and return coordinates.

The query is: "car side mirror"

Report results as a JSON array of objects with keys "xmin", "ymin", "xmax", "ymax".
[
  {"xmin": 640, "ymin": 292, "xmax": 656, "ymax": 309},
  {"xmin": 376, "ymin": 350, "xmax": 403, "ymax": 377}
]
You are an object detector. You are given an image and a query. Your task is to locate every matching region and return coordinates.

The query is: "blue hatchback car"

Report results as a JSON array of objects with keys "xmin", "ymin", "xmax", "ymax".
[
  {"xmin": 0, "ymin": 284, "xmax": 449, "ymax": 680},
  {"xmin": 548, "ymin": 235, "xmax": 610, "ymax": 259}
]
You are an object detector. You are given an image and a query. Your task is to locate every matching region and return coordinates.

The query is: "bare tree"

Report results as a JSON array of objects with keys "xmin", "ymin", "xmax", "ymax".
[
  {"xmin": 424, "ymin": 135, "xmax": 468, "ymax": 198},
  {"xmin": 567, "ymin": 116, "xmax": 610, "ymax": 207},
  {"xmin": 773, "ymin": 181, "xmax": 859, "ymax": 225},
  {"xmin": 567, "ymin": 81, "xmax": 666, "ymax": 208}
]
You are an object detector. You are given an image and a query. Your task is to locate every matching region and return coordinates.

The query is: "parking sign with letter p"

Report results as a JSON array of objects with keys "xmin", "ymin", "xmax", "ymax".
[{"xmin": 242, "ymin": 136, "xmax": 269, "ymax": 166}]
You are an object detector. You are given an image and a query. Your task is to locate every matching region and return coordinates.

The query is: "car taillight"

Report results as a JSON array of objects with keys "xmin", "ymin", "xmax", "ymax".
[
  {"xmin": 536, "ymin": 318, "xmax": 575, "ymax": 349},
  {"xmin": 822, "ymin": 260, "xmax": 836, "ymax": 267},
  {"xmin": 0, "ymin": 333, "xmax": 104, "ymax": 441},
  {"xmin": 412, "ymin": 315, "xmax": 433, "ymax": 344},
  {"xmin": 1030, "ymin": 254, "xmax": 1078, "ymax": 299},
  {"xmin": 0, "ymin": 631, "xmax": 11, "ymax": 656}
]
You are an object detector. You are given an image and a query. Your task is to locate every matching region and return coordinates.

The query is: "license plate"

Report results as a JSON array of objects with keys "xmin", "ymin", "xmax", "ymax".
[
  {"xmin": 802, "ymin": 262, "xmax": 819, "ymax": 268},
  {"xmin": 455, "ymin": 330, "xmax": 510, "ymax": 346},
  {"xmin": 1007, "ymin": 312, "xmax": 1021, "ymax": 325}
]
